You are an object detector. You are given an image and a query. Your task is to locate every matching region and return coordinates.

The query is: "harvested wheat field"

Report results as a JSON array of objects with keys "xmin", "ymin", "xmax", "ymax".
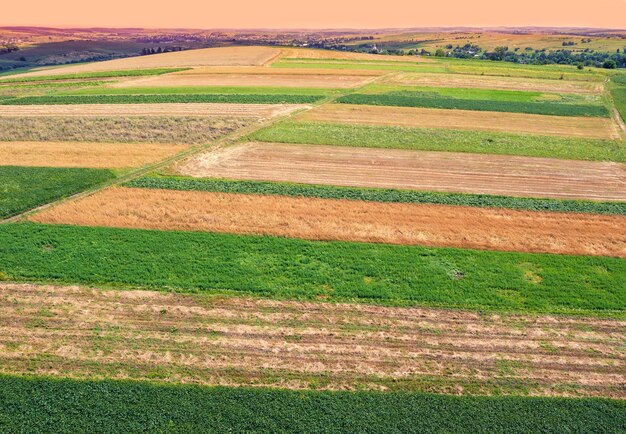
[
  {"xmin": 381, "ymin": 72, "xmax": 604, "ymax": 94},
  {"xmin": 300, "ymin": 104, "xmax": 621, "ymax": 139},
  {"xmin": 30, "ymin": 187, "xmax": 626, "ymax": 256},
  {"xmin": 0, "ymin": 103, "xmax": 308, "ymax": 118},
  {"xmin": 112, "ymin": 70, "xmax": 379, "ymax": 89},
  {"xmin": 0, "ymin": 141, "xmax": 187, "ymax": 169},
  {"xmin": 279, "ymin": 47, "xmax": 435, "ymax": 63},
  {"xmin": 0, "ymin": 282, "xmax": 623, "ymax": 397},
  {"xmin": 178, "ymin": 143, "xmax": 626, "ymax": 202},
  {"xmin": 0, "ymin": 47, "xmax": 282, "ymax": 79}
]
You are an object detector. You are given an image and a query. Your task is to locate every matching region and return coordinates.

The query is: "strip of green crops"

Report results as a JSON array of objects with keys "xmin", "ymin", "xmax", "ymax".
[
  {"xmin": 1, "ymin": 376, "xmax": 624, "ymax": 434},
  {"xmin": 0, "ymin": 167, "xmax": 115, "ymax": 219},
  {"xmin": 610, "ymin": 84, "xmax": 626, "ymax": 123},
  {"xmin": 1, "ymin": 223, "xmax": 624, "ymax": 316},
  {"xmin": 1, "ymin": 93, "xmax": 325, "ymax": 105},
  {"xmin": 337, "ymin": 92, "xmax": 609, "ymax": 117},
  {"xmin": 64, "ymin": 85, "xmax": 340, "ymax": 96},
  {"xmin": 0, "ymin": 68, "xmax": 189, "ymax": 83},
  {"xmin": 251, "ymin": 121, "xmax": 626, "ymax": 162},
  {"xmin": 127, "ymin": 176, "xmax": 626, "ymax": 216}
]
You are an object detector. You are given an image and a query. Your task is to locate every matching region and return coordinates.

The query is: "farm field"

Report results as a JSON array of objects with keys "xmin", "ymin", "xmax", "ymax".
[
  {"xmin": 177, "ymin": 142, "xmax": 626, "ymax": 201},
  {"xmin": 1, "ymin": 44, "xmax": 624, "ymax": 429},
  {"xmin": 29, "ymin": 187, "xmax": 626, "ymax": 256}
]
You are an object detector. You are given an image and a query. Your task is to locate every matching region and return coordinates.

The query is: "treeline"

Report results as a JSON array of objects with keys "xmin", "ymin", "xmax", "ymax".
[{"xmin": 140, "ymin": 46, "xmax": 186, "ymax": 55}]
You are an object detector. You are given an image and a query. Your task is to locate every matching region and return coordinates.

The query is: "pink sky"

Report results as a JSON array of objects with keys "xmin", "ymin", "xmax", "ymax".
[{"xmin": 3, "ymin": 0, "xmax": 626, "ymax": 29}]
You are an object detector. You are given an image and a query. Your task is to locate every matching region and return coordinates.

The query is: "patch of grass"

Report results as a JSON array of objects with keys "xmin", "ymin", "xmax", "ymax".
[
  {"xmin": 65, "ymin": 85, "xmax": 340, "ymax": 96},
  {"xmin": 610, "ymin": 83, "xmax": 626, "ymax": 123},
  {"xmin": 0, "ymin": 68, "xmax": 190, "ymax": 83},
  {"xmin": 0, "ymin": 167, "xmax": 115, "ymax": 219},
  {"xmin": 1, "ymin": 376, "xmax": 624, "ymax": 433},
  {"xmin": 127, "ymin": 176, "xmax": 626, "ymax": 216},
  {"xmin": 0, "ymin": 223, "xmax": 624, "ymax": 316},
  {"xmin": 337, "ymin": 92, "xmax": 609, "ymax": 117},
  {"xmin": 251, "ymin": 121, "xmax": 625, "ymax": 162},
  {"xmin": 0, "ymin": 116, "xmax": 251, "ymax": 144}
]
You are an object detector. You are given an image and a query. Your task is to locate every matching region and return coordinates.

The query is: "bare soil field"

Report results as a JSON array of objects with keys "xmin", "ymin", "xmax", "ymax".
[
  {"xmin": 0, "ymin": 103, "xmax": 308, "ymax": 118},
  {"xmin": 0, "ymin": 47, "xmax": 282, "ymax": 79},
  {"xmin": 381, "ymin": 72, "xmax": 604, "ymax": 94},
  {"xmin": 0, "ymin": 282, "xmax": 623, "ymax": 397},
  {"xmin": 300, "ymin": 104, "xmax": 622, "ymax": 139},
  {"xmin": 0, "ymin": 141, "xmax": 187, "ymax": 169},
  {"xmin": 30, "ymin": 187, "xmax": 626, "ymax": 256},
  {"xmin": 178, "ymin": 142, "xmax": 626, "ymax": 202}
]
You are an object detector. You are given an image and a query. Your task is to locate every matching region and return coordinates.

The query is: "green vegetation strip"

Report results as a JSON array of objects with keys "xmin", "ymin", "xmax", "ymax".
[
  {"xmin": 337, "ymin": 92, "xmax": 609, "ymax": 117},
  {"xmin": 0, "ymin": 167, "xmax": 115, "ymax": 219},
  {"xmin": 1, "ymin": 94, "xmax": 325, "ymax": 105},
  {"xmin": 0, "ymin": 68, "xmax": 190, "ymax": 83},
  {"xmin": 251, "ymin": 121, "xmax": 626, "ymax": 162},
  {"xmin": 127, "ymin": 176, "xmax": 626, "ymax": 216},
  {"xmin": 1, "ymin": 376, "xmax": 624, "ymax": 433},
  {"xmin": 1, "ymin": 223, "xmax": 624, "ymax": 316},
  {"xmin": 65, "ymin": 85, "xmax": 340, "ymax": 96},
  {"xmin": 610, "ymin": 84, "xmax": 626, "ymax": 123}
]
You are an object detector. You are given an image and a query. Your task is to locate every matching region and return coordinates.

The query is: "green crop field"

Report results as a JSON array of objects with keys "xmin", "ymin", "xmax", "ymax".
[
  {"xmin": 610, "ymin": 82, "xmax": 626, "ymax": 122},
  {"xmin": 127, "ymin": 176, "xmax": 626, "ymax": 215},
  {"xmin": 0, "ymin": 68, "xmax": 190, "ymax": 83},
  {"xmin": 0, "ymin": 223, "xmax": 624, "ymax": 316},
  {"xmin": 0, "ymin": 167, "xmax": 115, "ymax": 219},
  {"xmin": 63, "ymin": 85, "xmax": 341, "ymax": 96},
  {"xmin": 1, "ymin": 93, "xmax": 326, "ymax": 105},
  {"xmin": 337, "ymin": 91, "xmax": 609, "ymax": 117},
  {"xmin": 1, "ymin": 376, "xmax": 624, "ymax": 434},
  {"xmin": 251, "ymin": 121, "xmax": 626, "ymax": 161}
]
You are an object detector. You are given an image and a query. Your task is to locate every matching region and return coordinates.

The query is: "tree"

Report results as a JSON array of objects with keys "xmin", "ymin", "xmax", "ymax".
[
  {"xmin": 434, "ymin": 48, "xmax": 445, "ymax": 57},
  {"xmin": 602, "ymin": 59, "xmax": 617, "ymax": 69}
]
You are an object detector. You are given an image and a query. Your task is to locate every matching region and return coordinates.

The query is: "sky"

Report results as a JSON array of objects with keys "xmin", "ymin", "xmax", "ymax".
[{"xmin": 3, "ymin": 0, "xmax": 626, "ymax": 29}]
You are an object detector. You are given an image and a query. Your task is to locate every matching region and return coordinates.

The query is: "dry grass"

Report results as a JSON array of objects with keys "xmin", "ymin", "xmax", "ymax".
[
  {"xmin": 0, "ymin": 141, "xmax": 188, "ymax": 169},
  {"xmin": 0, "ymin": 282, "xmax": 623, "ymax": 397},
  {"xmin": 0, "ymin": 116, "xmax": 252, "ymax": 145},
  {"xmin": 380, "ymin": 72, "xmax": 604, "ymax": 94},
  {"xmin": 0, "ymin": 47, "xmax": 282, "ymax": 79},
  {"xmin": 300, "ymin": 104, "xmax": 621, "ymax": 139},
  {"xmin": 0, "ymin": 103, "xmax": 308, "ymax": 118},
  {"xmin": 30, "ymin": 187, "xmax": 626, "ymax": 257},
  {"xmin": 279, "ymin": 47, "xmax": 434, "ymax": 63},
  {"xmin": 172, "ymin": 66, "xmax": 384, "ymax": 76},
  {"xmin": 179, "ymin": 142, "xmax": 626, "ymax": 202}
]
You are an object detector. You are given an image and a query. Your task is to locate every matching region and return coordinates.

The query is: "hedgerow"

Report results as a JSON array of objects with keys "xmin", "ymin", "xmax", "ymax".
[{"xmin": 126, "ymin": 176, "xmax": 626, "ymax": 216}]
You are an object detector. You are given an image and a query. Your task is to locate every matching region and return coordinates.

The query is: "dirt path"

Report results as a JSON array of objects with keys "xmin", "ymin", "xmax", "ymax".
[
  {"xmin": 0, "ymin": 283, "xmax": 622, "ymax": 397},
  {"xmin": 178, "ymin": 142, "xmax": 626, "ymax": 202},
  {"xmin": 29, "ymin": 187, "xmax": 626, "ymax": 257}
]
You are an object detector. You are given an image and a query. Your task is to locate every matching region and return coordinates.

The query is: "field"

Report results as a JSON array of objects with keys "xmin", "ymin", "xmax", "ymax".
[{"xmin": 0, "ymin": 45, "xmax": 624, "ymax": 429}]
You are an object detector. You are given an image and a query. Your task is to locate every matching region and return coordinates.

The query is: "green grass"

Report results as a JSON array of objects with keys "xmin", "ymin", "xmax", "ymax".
[
  {"xmin": 126, "ymin": 176, "xmax": 626, "ymax": 216},
  {"xmin": 337, "ymin": 92, "xmax": 609, "ymax": 117},
  {"xmin": 1, "ymin": 223, "xmax": 624, "ymax": 316},
  {"xmin": 1, "ymin": 93, "xmax": 325, "ymax": 105},
  {"xmin": 1, "ymin": 376, "xmax": 624, "ymax": 434},
  {"xmin": 64, "ymin": 85, "xmax": 340, "ymax": 96},
  {"xmin": 610, "ymin": 84, "xmax": 626, "ymax": 123},
  {"xmin": 251, "ymin": 121, "xmax": 626, "ymax": 162},
  {"xmin": 0, "ymin": 167, "xmax": 115, "ymax": 219},
  {"xmin": 0, "ymin": 68, "xmax": 190, "ymax": 83}
]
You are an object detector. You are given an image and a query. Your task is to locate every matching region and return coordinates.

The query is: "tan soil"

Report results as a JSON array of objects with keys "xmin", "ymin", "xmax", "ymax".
[
  {"xmin": 29, "ymin": 186, "xmax": 626, "ymax": 257},
  {"xmin": 0, "ymin": 141, "xmax": 187, "ymax": 168},
  {"xmin": 0, "ymin": 47, "xmax": 282, "ymax": 79},
  {"xmin": 0, "ymin": 283, "xmax": 623, "ymax": 397},
  {"xmin": 299, "ymin": 104, "xmax": 622, "ymax": 139},
  {"xmin": 381, "ymin": 72, "xmax": 604, "ymax": 94},
  {"xmin": 0, "ymin": 103, "xmax": 308, "ymax": 118},
  {"xmin": 178, "ymin": 142, "xmax": 626, "ymax": 202},
  {"xmin": 172, "ymin": 66, "xmax": 385, "ymax": 76}
]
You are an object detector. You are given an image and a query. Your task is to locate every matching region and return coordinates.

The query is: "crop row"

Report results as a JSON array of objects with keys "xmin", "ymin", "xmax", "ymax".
[
  {"xmin": 1, "ymin": 93, "xmax": 326, "ymax": 105},
  {"xmin": 0, "ymin": 68, "xmax": 190, "ymax": 83},
  {"xmin": 127, "ymin": 176, "xmax": 626, "ymax": 216},
  {"xmin": 0, "ymin": 167, "xmax": 115, "ymax": 219},
  {"xmin": 66, "ymin": 85, "xmax": 339, "ymax": 96},
  {"xmin": 337, "ymin": 92, "xmax": 610, "ymax": 117},
  {"xmin": 1, "ymin": 223, "xmax": 624, "ymax": 316},
  {"xmin": 251, "ymin": 121, "xmax": 625, "ymax": 162},
  {"xmin": 1, "ymin": 376, "xmax": 624, "ymax": 433}
]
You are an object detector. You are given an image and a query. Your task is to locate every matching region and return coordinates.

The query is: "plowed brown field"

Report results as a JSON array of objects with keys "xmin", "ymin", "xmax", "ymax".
[
  {"xmin": 299, "ymin": 104, "xmax": 621, "ymax": 139},
  {"xmin": 0, "ymin": 141, "xmax": 187, "ymax": 168},
  {"xmin": 178, "ymin": 143, "xmax": 626, "ymax": 202},
  {"xmin": 1, "ymin": 283, "xmax": 623, "ymax": 397},
  {"xmin": 381, "ymin": 72, "xmax": 604, "ymax": 94},
  {"xmin": 29, "ymin": 187, "xmax": 626, "ymax": 256},
  {"xmin": 0, "ymin": 103, "xmax": 308, "ymax": 118}
]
